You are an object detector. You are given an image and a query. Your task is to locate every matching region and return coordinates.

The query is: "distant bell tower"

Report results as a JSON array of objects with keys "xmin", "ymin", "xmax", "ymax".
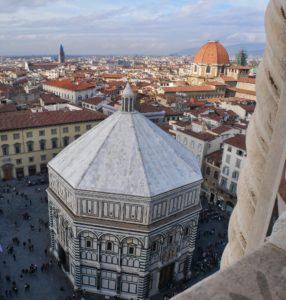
[{"xmin": 58, "ymin": 44, "xmax": 65, "ymax": 64}]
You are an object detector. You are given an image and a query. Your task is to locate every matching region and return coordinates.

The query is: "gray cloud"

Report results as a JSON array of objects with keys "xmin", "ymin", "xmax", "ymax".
[{"xmin": 0, "ymin": 0, "xmax": 268, "ymax": 55}]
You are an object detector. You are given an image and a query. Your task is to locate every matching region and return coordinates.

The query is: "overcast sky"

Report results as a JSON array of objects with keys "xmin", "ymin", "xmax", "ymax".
[{"xmin": 0, "ymin": 0, "xmax": 269, "ymax": 55}]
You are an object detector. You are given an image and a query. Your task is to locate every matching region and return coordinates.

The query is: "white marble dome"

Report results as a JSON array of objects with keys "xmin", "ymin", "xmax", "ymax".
[{"xmin": 48, "ymin": 110, "xmax": 202, "ymax": 197}]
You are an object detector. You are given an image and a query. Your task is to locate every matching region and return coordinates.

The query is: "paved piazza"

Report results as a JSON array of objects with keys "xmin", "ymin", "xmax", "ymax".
[
  {"xmin": 0, "ymin": 175, "xmax": 98, "ymax": 300},
  {"xmin": 0, "ymin": 175, "xmax": 229, "ymax": 300}
]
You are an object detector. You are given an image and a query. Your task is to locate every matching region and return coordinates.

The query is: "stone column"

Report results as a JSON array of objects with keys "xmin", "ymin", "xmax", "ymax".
[
  {"xmin": 72, "ymin": 236, "xmax": 81, "ymax": 288},
  {"xmin": 221, "ymin": 0, "xmax": 286, "ymax": 268},
  {"xmin": 137, "ymin": 275, "xmax": 149, "ymax": 300},
  {"xmin": 48, "ymin": 204, "xmax": 56, "ymax": 253},
  {"xmin": 138, "ymin": 247, "xmax": 150, "ymax": 299}
]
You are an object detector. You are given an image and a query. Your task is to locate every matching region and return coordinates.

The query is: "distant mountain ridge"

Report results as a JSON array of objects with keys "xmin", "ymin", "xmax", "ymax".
[{"xmin": 173, "ymin": 43, "xmax": 265, "ymax": 57}]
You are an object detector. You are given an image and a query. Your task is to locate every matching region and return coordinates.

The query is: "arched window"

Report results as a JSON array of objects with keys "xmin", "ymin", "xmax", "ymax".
[
  {"xmin": 206, "ymin": 65, "xmax": 211, "ymax": 73},
  {"xmin": 128, "ymin": 245, "xmax": 135, "ymax": 255},
  {"xmin": 151, "ymin": 241, "xmax": 157, "ymax": 252},
  {"xmin": 206, "ymin": 167, "xmax": 211, "ymax": 175},
  {"xmin": 106, "ymin": 241, "xmax": 113, "ymax": 251},
  {"xmin": 14, "ymin": 143, "xmax": 21, "ymax": 154},
  {"xmin": 194, "ymin": 65, "xmax": 198, "ymax": 72},
  {"xmin": 39, "ymin": 139, "xmax": 46, "ymax": 151},
  {"xmin": 27, "ymin": 141, "xmax": 34, "ymax": 152},
  {"xmin": 85, "ymin": 238, "xmax": 92, "ymax": 248},
  {"xmin": 1, "ymin": 144, "xmax": 9, "ymax": 156},
  {"xmin": 74, "ymin": 135, "xmax": 81, "ymax": 140},
  {"xmin": 184, "ymin": 227, "xmax": 190, "ymax": 236}
]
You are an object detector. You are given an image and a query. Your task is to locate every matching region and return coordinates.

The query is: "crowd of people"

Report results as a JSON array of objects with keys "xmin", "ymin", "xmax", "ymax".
[
  {"xmin": 0, "ymin": 176, "xmax": 85, "ymax": 300},
  {"xmin": 190, "ymin": 204, "xmax": 229, "ymax": 281}
]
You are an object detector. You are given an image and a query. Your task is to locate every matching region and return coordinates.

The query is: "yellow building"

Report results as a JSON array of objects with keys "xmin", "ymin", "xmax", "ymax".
[{"xmin": 0, "ymin": 110, "xmax": 105, "ymax": 180}]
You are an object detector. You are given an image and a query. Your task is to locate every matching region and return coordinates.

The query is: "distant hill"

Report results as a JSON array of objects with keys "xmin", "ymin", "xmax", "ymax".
[{"xmin": 173, "ymin": 43, "xmax": 265, "ymax": 58}]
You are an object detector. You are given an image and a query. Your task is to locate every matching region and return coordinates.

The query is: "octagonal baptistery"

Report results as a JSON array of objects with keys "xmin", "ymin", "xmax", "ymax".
[
  {"xmin": 47, "ymin": 83, "xmax": 203, "ymax": 299},
  {"xmin": 189, "ymin": 40, "xmax": 230, "ymax": 85}
]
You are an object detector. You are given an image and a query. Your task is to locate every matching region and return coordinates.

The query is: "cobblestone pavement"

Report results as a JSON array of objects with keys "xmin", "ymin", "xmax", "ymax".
[
  {"xmin": 0, "ymin": 175, "xmax": 230, "ymax": 300},
  {"xmin": 0, "ymin": 175, "xmax": 84, "ymax": 300}
]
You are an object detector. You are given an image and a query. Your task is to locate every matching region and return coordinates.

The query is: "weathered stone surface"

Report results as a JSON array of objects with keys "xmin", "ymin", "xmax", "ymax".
[
  {"xmin": 221, "ymin": 0, "xmax": 286, "ymax": 268},
  {"xmin": 173, "ymin": 242, "xmax": 286, "ymax": 300}
]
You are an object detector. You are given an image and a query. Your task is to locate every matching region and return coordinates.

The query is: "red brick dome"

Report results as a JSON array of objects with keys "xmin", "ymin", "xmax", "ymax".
[{"xmin": 193, "ymin": 41, "xmax": 230, "ymax": 65}]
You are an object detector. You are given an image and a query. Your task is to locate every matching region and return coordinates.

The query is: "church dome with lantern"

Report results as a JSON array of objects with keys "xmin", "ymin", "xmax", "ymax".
[
  {"xmin": 193, "ymin": 41, "xmax": 230, "ymax": 65},
  {"xmin": 189, "ymin": 41, "xmax": 230, "ymax": 85}
]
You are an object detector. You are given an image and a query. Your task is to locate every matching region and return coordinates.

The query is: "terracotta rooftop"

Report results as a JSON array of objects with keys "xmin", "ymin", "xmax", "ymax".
[
  {"xmin": 220, "ymin": 76, "xmax": 237, "ymax": 82},
  {"xmin": 224, "ymin": 134, "xmax": 246, "ymax": 150},
  {"xmin": 193, "ymin": 41, "xmax": 230, "ymax": 65},
  {"xmin": 100, "ymin": 73, "xmax": 124, "ymax": 79},
  {"xmin": 44, "ymin": 80, "xmax": 96, "ymax": 91},
  {"xmin": 83, "ymin": 97, "xmax": 104, "ymax": 106},
  {"xmin": 163, "ymin": 86, "xmax": 215, "ymax": 93},
  {"xmin": 237, "ymin": 77, "xmax": 256, "ymax": 84},
  {"xmin": 227, "ymin": 87, "xmax": 256, "ymax": 96},
  {"xmin": 0, "ymin": 103, "xmax": 17, "ymax": 113},
  {"xmin": 0, "ymin": 110, "xmax": 105, "ymax": 131},
  {"xmin": 179, "ymin": 129, "xmax": 216, "ymax": 141},
  {"xmin": 229, "ymin": 65, "xmax": 251, "ymax": 70},
  {"xmin": 206, "ymin": 81, "xmax": 227, "ymax": 86},
  {"xmin": 211, "ymin": 125, "xmax": 233, "ymax": 135},
  {"xmin": 40, "ymin": 93, "xmax": 68, "ymax": 105},
  {"xmin": 205, "ymin": 150, "xmax": 223, "ymax": 166}
]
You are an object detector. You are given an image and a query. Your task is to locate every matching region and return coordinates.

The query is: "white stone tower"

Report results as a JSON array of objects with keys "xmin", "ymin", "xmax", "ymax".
[{"xmin": 47, "ymin": 83, "xmax": 203, "ymax": 299}]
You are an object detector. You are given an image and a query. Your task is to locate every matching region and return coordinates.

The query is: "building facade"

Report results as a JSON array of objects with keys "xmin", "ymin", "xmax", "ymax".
[
  {"xmin": 47, "ymin": 84, "xmax": 203, "ymax": 299},
  {"xmin": 42, "ymin": 80, "xmax": 97, "ymax": 104},
  {"xmin": 219, "ymin": 135, "xmax": 246, "ymax": 207},
  {"xmin": 0, "ymin": 110, "xmax": 105, "ymax": 180}
]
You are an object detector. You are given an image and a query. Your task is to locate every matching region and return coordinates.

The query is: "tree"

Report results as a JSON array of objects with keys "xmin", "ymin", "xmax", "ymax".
[{"xmin": 236, "ymin": 49, "xmax": 248, "ymax": 66}]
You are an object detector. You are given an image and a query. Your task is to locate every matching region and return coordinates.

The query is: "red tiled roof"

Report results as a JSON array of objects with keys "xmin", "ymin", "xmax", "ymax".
[
  {"xmin": 0, "ymin": 103, "xmax": 17, "ymax": 113},
  {"xmin": 238, "ymin": 104, "xmax": 256, "ymax": 113},
  {"xmin": 0, "ymin": 110, "xmax": 105, "ymax": 131},
  {"xmin": 206, "ymin": 81, "xmax": 226, "ymax": 86},
  {"xmin": 179, "ymin": 129, "xmax": 216, "ymax": 141},
  {"xmin": 163, "ymin": 85, "xmax": 215, "ymax": 93},
  {"xmin": 40, "ymin": 93, "xmax": 68, "ymax": 105},
  {"xmin": 224, "ymin": 134, "xmax": 246, "ymax": 150},
  {"xmin": 211, "ymin": 125, "xmax": 232, "ymax": 134},
  {"xmin": 237, "ymin": 77, "xmax": 256, "ymax": 84},
  {"xmin": 221, "ymin": 76, "xmax": 237, "ymax": 82},
  {"xmin": 205, "ymin": 150, "xmax": 223, "ymax": 165},
  {"xmin": 227, "ymin": 87, "xmax": 256, "ymax": 96},
  {"xmin": 193, "ymin": 41, "xmax": 230, "ymax": 65},
  {"xmin": 100, "ymin": 73, "xmax": 124, "ymax": 79},
  {"xmin": 229, "ymin": 65, "xmax": 251, "ymax": 70},
  {"xmin": 44, "ymin": 80, "xmax": 96, "ymax": 91},
  {"xmin": 83, "ymin": 97, "xmax": 104, "ymax": 105}
]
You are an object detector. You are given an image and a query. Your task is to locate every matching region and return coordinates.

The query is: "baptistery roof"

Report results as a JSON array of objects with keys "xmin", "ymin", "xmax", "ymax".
[
  {"xmin": 48, "ymin": 111, "xmax": 202, "ymax": 197},
  {"xmin": 193, "ymin": 41, "xmax": 230, "ymax": 65}
]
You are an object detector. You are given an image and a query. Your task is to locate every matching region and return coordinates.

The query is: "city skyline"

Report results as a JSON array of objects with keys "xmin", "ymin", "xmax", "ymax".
[{"xmin": 0, "ymin": 0, "xmax": 268, "ymax": 56}]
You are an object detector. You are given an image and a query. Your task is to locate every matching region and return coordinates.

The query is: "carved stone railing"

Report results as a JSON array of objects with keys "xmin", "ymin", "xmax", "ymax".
[{"xmin": 221, "ymin": 0, "xmax": 286, "ymax": 268}]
